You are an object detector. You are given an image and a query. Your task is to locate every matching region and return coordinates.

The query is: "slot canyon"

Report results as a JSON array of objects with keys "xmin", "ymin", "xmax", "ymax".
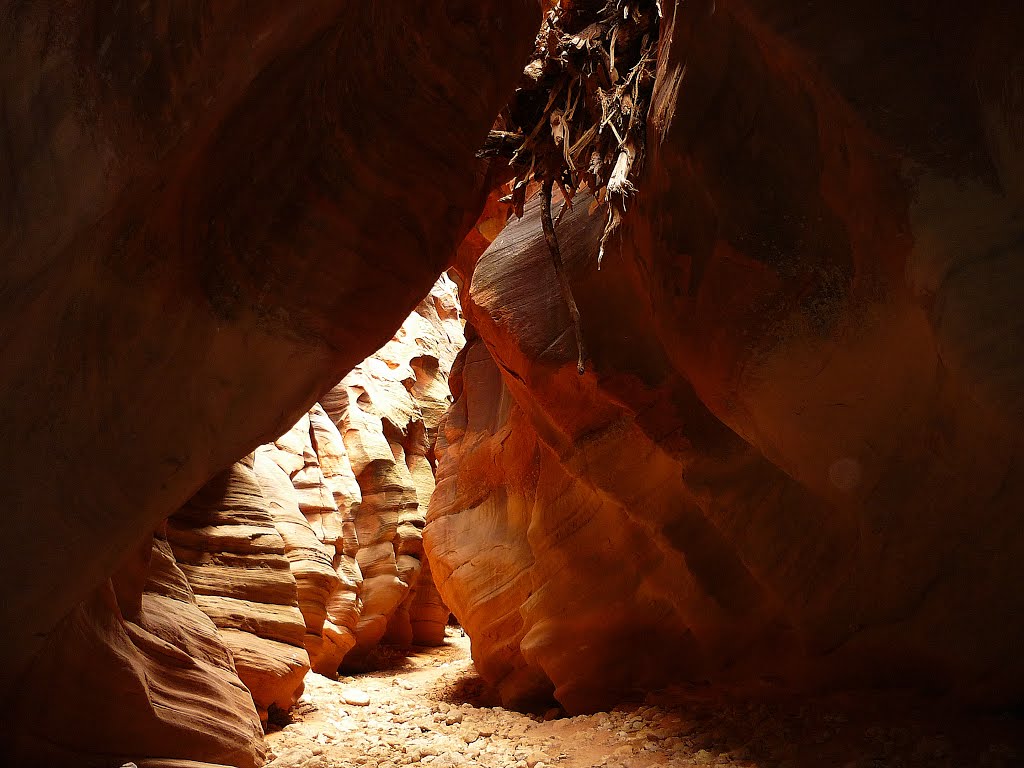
[{"xmin": 2, "ymin": 2, "xmax": 1023, "ymax": 767}]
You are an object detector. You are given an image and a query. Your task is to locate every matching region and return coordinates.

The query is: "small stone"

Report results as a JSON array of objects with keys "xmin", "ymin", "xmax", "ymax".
[
  {"xmin": 343, "ymin": 688, "xmax": 371, "ymax": 706},
  {"xmin": 266, "ymin": 747, "xmax": 315, "ymax": 768},
  {"xmin": 445, "ymin": 711, "xmax": 465, "ymax": 725},
  {"xmin": 461, "ymin": 726, "xmax": 481, "ymax": 743},
  {"xmin": 526, "ymin": 753, "xmax": 548, "ymax": 767}
]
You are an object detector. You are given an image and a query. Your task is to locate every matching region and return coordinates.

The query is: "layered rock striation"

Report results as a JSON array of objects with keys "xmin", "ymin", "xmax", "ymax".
[
  {"xmin": 320, "ymin": 276, "xmax": 466, "ymax": 658},
  {"xmin": 426, "ymin": 1, "xmax": 1024, "ymax": 713},
  {"xmin": 168, "ymin": 455, "xmax": 312, "ymax": 722},
  {"xmin": 8, "ymin": 533, "xmax": 266, "ymax": 768},
  {"xmin": 0, "ymin": 0, "xmax": 540, "ymax": 699},
  {"xmin": 5, "ymin": 275, "xmax": 466, "ymax": 766}
]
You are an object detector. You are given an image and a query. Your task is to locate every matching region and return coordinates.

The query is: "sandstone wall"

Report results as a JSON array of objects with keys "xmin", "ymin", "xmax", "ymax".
[
  {"xmin": 168, "ymin": 455, "xmax": 312, "ymax": 722},
  {"xmin": 7, "ymin": 534, "xmax": 266, "ymax": 768},
  {"xmin": 4, "ymin": 275, "xmax": 467, "ymax": 766},
  {"xmin": 0, "ymin": 1, "xmax": 540, "ymax": 700},
  {"xmin": 321, "ymin": 276, "xmax": 467, "ymax": 658},
  {"xmin": 425, "ymin": 0, "xmax": 1024, "ymax": 713}
]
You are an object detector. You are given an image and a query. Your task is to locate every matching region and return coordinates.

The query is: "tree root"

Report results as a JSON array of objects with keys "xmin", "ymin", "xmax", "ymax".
[{"xmin": 541, "ymin": 179, "xmax": 586, "ymax": 375}]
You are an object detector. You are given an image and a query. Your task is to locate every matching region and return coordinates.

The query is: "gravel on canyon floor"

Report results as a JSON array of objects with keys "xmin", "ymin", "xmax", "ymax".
[{"xmin": 263, "ymin": 631, "xmax": 1022, "ymax": 768}]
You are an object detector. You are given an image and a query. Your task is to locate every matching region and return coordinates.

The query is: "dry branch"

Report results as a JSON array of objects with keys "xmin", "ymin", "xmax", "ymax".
[
  {"xmin": 541, "ymin": 179, "xmax": 587, "ymax": 375},
  {"xmin": 479, "ymin": 0, "xmax": 670, "ymax": 375}
]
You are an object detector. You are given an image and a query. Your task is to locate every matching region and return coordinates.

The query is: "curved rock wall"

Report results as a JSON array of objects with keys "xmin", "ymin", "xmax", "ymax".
[
  {"xmin": 0, "ymin": 0, "xmax": 540, "ymax": 698},
  {"xmin": 425, "ymin": 1, "xmax": 1024, "ymax": 714},
  {"xmin": 5, "ymin": 276, "xmax": 466, "ymax": 766},
  {"xmin": 321, "ymin": 276, "xmax": 467, "ymax": 658},
  {"xmin": 8, "ymin": 534, "xmax": 266, "ymax": 768},
  {"xmin": 168, "ymin": 455, "xmax": 312, "ymax": 722}
]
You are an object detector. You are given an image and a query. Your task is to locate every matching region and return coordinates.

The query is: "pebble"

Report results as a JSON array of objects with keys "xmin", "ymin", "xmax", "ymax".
[
  {"xmin": 266, "ymin": 747, "xmax": 315, "ymax": 768},
  {"xmin": 693, "ymin": 748, "xmax": 715, "ymax": 764},
  {"xmin": 343, "ymin": 688, "xmax": 371, "ymax": 706}
]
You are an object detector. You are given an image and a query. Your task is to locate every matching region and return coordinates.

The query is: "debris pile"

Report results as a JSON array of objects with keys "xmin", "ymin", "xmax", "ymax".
[{"xmin": 480, "ymin": 0, "xmax": 668, "ymax": 374}]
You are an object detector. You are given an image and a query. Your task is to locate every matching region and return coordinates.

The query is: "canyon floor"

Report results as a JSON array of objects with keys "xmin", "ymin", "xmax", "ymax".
[{"xmin": 264, "ymin": 629, "xmax": 1022, "ymax": 768}]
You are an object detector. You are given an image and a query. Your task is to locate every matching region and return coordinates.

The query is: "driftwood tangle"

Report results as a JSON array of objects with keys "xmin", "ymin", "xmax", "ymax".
[{"xmin": 480, "ymin": 0, "xmax": 666, "ymax": 375}]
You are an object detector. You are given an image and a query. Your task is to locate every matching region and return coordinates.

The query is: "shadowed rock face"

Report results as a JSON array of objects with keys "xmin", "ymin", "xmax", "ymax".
[
  {"xmin": 426, "ymin": 0, "xmax": 1024, "ymax": 713},
  {"xmin": 0, "ymin": 0, "xmax": 539, "ymax": 694},
  {"xmin": 3, "ymin": 277, "xmax": 466, "ymax": 766}
]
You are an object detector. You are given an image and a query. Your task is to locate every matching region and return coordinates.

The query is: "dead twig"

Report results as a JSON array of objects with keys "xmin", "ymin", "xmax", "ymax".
[
  {"xmin": 477, "ymin": 0, "xmax": 678, "ymax": 375},
  {"xmin": 541, "ymin": 179, "xmax": 586, "ymax": 375}
]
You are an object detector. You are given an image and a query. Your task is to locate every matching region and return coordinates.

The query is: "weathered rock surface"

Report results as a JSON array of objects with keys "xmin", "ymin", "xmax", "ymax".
[
  {"xmin": 322, "ymin": 277, "xmax": 467, "ymax": 658},
  {"xmin": 255, "ymin": 448, "xmax": 344, "ymax": 673},
  {"xmin": 5, "ymin": 270, "xmax": 469, "ymax": 765},
  {"xmin": 305, "ymin": 405, "xmax": 367, "ymax": 666},
  {"xmin": 168, "ymin": 455, "xmax": 311, "ymax": 721},
  {"xmin": 426, "ymin": 1, "xmax": 1024, "ymax": 713},
  {"xmin": 0, "ymin": 0, "xmax": 540, "ymax": 699},
  {"xmin": 8, "ymin": 534, "xmax": 265, "ymax": 768}
]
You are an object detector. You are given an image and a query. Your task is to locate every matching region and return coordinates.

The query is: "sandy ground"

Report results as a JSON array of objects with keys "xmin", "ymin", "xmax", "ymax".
[{"xmin": 264, "ymin": 629, "xmax": 1023, "ymax": 768}]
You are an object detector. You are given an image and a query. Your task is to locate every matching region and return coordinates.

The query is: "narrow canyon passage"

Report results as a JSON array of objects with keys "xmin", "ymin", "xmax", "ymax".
[{"xmin": 4, "ymin": 2, "xmax": 1024, "ymax": 767}]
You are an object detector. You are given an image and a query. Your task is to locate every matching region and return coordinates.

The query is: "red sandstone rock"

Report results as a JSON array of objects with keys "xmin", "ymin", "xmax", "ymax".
[
  {"xmin": 168, "ymin": 456, "xmax": 311, "ymax": 721},
  {"xmin": 427, "ymin": 1, "xmax": 1024, "ymax": 712},
  {"xmin": 314, "ymin": 277, "xmax": 467, "ymax": 655},
  {"xmin": 0, "ymin": 1, "xmax": 540, "ymax": 698},
  {"xmin": 255, "ymin": 448, "xmax": 345, "ymax": 673},
  {"xmin": 8, "ymin": 535, "xmax": 265, "ymax": 767}
]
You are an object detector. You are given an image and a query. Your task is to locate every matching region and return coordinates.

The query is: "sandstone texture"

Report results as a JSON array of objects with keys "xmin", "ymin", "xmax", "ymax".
[
  {"xmin": 5, "ymin": 0, "xmax": 1024, "ymax": 764},
  {"xmin": 168, "ymin": 455, "xmax": 312, "ymax": 721},
  {"xmin": 5, "ymin": 272, "xmax": 468, "ymax": 765},
  {"xmin": 8, "ymin": 534, "xmax": 265, "ymax": 768},
  {"xmin": 0, "ymin": 0, "xmax": 540, "ymax": 700},
  {"xmin": 321, "ymin": 276, "xmax": 467, "ymax": 658},
  {"xmin": 426, "ymin": 1, "xmax": 1024, "ymax": 713}
]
